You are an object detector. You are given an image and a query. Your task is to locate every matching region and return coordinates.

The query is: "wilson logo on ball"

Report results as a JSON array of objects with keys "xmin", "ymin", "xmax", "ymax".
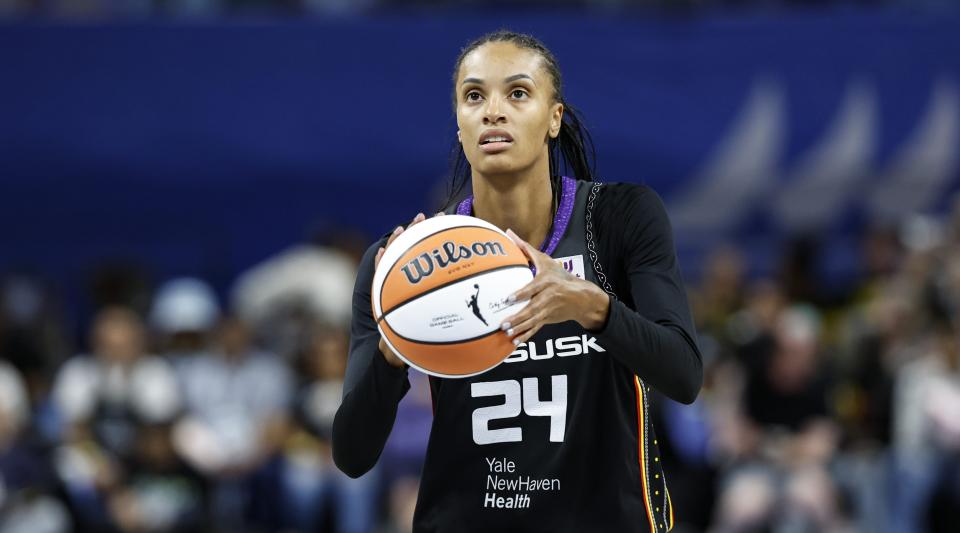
[
  {"xmin": 372, "ymin": 216, "xmax": 533, "ymax": 378},
  {"xmin": 401, "ymin": 240, "xmax": 507, "ymax": 284}
]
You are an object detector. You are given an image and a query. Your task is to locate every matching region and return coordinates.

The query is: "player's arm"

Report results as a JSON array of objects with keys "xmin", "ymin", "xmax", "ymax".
[
  {"xmin": 592, "ymin": 184, "xmax": 703, "ymax": 404},
  {"xmin": 332, "ymin": 212, "xmax": 437, "ymax": 477},
  {"xmin": 332, "ymin": 236, "xmax": 411, "ymax": 478}
]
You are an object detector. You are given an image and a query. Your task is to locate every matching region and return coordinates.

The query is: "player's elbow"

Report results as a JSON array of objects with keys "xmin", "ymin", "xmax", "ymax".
[
  {"xmin": 674, "ymin": 381, "xmax": 700, "ymax": 405},
  {"xmin": 331, "ymin": 411, "xmax": 375, "ymax": 479},
  {"xmin": 333, "ymin": 452, "xmax": 373, "ymax": 479},
  {"xmin": 658, "ymin": 331, "xmax": 703, "ymax": 404},
  {"xmin": 674, "ymin": 358, "xmax": 703, "ymax": 405}
]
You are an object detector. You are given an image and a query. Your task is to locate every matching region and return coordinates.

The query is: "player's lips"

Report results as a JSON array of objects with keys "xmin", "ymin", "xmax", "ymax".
[{"xmin": 479, "ymin": 129, "xmax": 513, "ymax": 154}]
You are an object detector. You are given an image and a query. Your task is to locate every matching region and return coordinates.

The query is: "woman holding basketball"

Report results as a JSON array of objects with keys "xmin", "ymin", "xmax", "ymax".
[{"xmin": 333, "ymin": 31, "xmax": 702, "ymax": 532}]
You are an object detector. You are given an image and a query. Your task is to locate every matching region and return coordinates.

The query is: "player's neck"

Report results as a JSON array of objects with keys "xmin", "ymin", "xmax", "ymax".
[{"xmin": 471, "ymin": 168, "xmax": 554, "ymax": 251}]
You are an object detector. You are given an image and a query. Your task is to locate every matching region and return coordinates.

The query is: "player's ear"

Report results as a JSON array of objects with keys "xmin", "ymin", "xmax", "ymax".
[{"xmin": 548, "ymin": 103, "xmax": 563, "ymax": 139}]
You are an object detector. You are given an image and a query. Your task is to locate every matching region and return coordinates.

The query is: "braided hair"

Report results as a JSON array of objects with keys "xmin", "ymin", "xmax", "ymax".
[{"xmin": 443, "ymin": 30, "xmax": 597, "ymax": 211}]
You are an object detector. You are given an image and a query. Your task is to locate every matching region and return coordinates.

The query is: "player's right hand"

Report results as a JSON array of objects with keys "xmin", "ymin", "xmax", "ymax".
[{"xmin": 374, "ymin": 211, "xmax": 444, "ymax": 368}]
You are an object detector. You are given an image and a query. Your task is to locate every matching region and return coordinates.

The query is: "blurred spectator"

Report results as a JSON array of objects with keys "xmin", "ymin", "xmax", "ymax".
[
  {"xmin": 50, "ymin": 306, "xmax": 182, "ymax": 530},
  {"xmin": 149, "ymin": 277, "xmax": 221, "ymax": 368},
  {"xmin": 253, "ymin": 322, "xmax": 379, "ymax": 532},
  {"xmin": 743, "ymin": 306, "xmax": 831, "ymax": 430},
  {"xmin": 891, "ymin": 317, "xmax": 960, "ymax": 533},
  {"xmin": 0, "ymin": 274, "xmax": 68, "ymax": 404},
  {"xmin": 172, "ymin": 315, "xmax": 292, "ymax": 530},
  {"xmin": 231, "ymin": 231, "xmax": 359, "ymax": 354},
  {"xmin": 52, "ymin": 307, "xmax": 180, "ymax": 448},
  {"xmin": 107, "ymin": 421, "xmax": 208, "ymax": 532},
  {"xmin": 0, "ymin": 359, "xmax": 70, "ymax": 533},
  {"xmin": 711, "ymin": 305, "xmax": 847, "ymax": 532},
  {"xmin": 0, "ymin": 361, "xmax": 29, "ymax": 447},
  {"xmin": 694, "ymin": 245, "xmax": 747, "ymax": 337}
]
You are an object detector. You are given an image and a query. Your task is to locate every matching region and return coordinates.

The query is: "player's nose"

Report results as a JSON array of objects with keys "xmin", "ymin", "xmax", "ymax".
[{"xmin": 483, "ymin": 95, "xmax": 506, "ymax": 124}]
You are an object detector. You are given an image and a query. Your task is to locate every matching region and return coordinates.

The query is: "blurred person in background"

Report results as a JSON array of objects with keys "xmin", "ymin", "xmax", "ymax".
[
  {"xmin": 231, "ymin": 227, "xmax": 360, "ymax": 357},
  {"xmin": 50, "ymin": 306, "xmax": 183, "ymax": 531},
  {"xmin": 172, "ymin": 314, "xmax": 292, "ymax": 531},
  {"xmin": 891, "ymin": 307, "xmax": 960, "ymax": 533},
  {"xmin": 149, "ymin": 277, "xmax": 221, "ymax": 372},
  {"xmin": 667, "ymin": 245, "xmax": 748, "ymax": 529},
  {"xmin": 706, "ymin": 280, "xmax": 787, "ymax": 459},
  {"xmin": 0, "ymin": 274, "xmax": 69, "ymax": 434},
  {"xmin": 252, "ymin": 322, "xmax": 378, "ymax": 532},
  {"xmin": 105, "ymin": 419, "xmax": 208, "ymax": 532},
  {"xmin": 693, "ymin": 246, "xmax": 747, "ymax": 338},
  {"xmin": 710, "ymin": 305, "xmax": 847, "ymax": 532},
  {"xmin": 0, "ymin": 359, "xmax": 69, "ymax": 533}
]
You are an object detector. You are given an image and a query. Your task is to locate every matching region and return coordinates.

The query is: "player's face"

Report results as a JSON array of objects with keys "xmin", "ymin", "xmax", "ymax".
[{"xmin": 455, "ymin": 42, "xmax": 563, "ymax": 178}]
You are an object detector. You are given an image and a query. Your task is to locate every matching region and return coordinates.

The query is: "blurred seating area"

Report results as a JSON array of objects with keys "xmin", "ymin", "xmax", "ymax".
[
  {"xmin": 0, "ymin": 232, "xmax": 434, "ymax": 532},
  {"xmin": 0, "ymin": 0, "xmax": 955, "ymax": 19},
  {"xmin": 1, "ymin": 196, "xmax": 959, "ymax": 532},
  {"xmin": 658, "ymin": 197, "xmax": 960, "ymax": 532}
]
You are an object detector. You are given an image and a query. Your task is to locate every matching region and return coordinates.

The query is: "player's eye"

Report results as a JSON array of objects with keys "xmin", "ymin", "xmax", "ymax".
[
  {"xmin": 465, "ymin": 91, "xmax": 482, "ymax": 102},
  {"xmin": 510, "ymin": 89, "xmax": 529, "ymax": 100}
]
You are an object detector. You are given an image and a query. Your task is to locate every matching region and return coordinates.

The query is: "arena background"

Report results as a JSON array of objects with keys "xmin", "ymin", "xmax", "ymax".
[{"xmin": 1, "ymin": 1, "xmax": 959, "ymax": 532}]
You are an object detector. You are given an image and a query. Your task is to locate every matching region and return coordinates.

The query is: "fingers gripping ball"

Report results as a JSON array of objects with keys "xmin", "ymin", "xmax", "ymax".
[{"xmin": 372, "ymin": 215, "xmax": 532, "ymax": 378}]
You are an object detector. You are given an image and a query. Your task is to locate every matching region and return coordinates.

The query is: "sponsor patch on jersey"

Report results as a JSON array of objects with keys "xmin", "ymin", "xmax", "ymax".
[
  {"xmin": 504, "ymin": 334, "xmax": 605, "ymax": 363},
  {"xmin": 555, "ymin": 254, "xmax": 585, "ymax": 279}
]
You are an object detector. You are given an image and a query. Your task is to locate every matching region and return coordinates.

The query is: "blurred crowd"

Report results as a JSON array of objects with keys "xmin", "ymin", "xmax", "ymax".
[
  {"xmin": 0, "ymin": 233, "xmax": 433, "ymax": 533},
  {"xmin": 659, "ymin": 196, "xmax": 960, "ymax": 533},
  {"xmin": 2, "ymin": 195, "xmax": 960, "ymax": 532},
  {"xmin": 0, "ymin": 0, "xmax": 954, "ymax": 18}
]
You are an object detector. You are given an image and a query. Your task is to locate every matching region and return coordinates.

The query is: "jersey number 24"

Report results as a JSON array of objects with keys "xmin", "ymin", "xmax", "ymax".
[{"xmin": 471, "ymin": 375, "xmax": 567, "ymax": 445}]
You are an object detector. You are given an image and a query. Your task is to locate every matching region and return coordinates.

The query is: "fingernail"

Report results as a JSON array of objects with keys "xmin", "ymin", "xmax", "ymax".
[
  {"xmin": 393, "ymin": 226, "xmax": 403, "ymax": 235},
  {"xmin": 500, "ymin": 321, "xmax": 510, "ymax": 331},
  {"xmin": 507, "ymin": 328, "xmax": 515, "ymax": 337},
  {"xmin": 513, "ymin": 338, "xmax": 521, "ymax": 346},
  {"xmin": 435, "ymin": 212, "xmax": 444, "ymax": 217},
  {"xmin": 507, "ymin": 294, "xmax": 516, "ymax": 303},
  {"xmin": 415, "ymin": 212, "xmax": 425, "ymax": 221},
  {"xmin": 378, "ymin": 247, "xmax": 384, "ymax": 254}
]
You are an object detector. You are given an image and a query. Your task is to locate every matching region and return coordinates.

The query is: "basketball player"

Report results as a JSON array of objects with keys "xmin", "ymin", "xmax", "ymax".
[{"xmin": 333, "ymin": 31, "xmax": 702, "ymax": 532}]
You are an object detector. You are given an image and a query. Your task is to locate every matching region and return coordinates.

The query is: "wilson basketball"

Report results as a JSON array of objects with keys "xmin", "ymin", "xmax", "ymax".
[{"xmin": 371, "ymin": 215, "xmax": 533, "ymax": 378}]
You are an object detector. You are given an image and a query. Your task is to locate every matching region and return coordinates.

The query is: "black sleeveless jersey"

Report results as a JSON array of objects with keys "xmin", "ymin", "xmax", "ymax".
[{"xmin": 334, "ymin": 178, "xmax": 702, "ymax": 533}]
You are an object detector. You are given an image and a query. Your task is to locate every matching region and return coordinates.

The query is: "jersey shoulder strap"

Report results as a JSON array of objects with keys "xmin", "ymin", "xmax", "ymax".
[{"xmin": 585, "ymin": 181, "xmax": 617, "ymax": 298}]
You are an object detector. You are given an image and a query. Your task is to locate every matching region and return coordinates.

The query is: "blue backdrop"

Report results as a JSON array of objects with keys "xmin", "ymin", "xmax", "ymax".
[{"xmin": 2, "ymin": 11, "xmax": 959, "ymax": 312}]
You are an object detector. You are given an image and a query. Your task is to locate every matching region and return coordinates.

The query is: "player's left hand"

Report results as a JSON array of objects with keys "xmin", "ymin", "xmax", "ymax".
[{"xmin": 500, "ymin": 229, "xmax": 610, "ymax": 345}]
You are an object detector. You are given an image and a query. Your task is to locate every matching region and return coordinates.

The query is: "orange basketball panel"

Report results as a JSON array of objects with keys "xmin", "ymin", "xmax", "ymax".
[
  {"xmin": 379, "ymin": 319, "xmax": 514, "ymax": 377},
  {"xmin": 379, "ymin": 226, "xmax": 527, "ymax": 316}
]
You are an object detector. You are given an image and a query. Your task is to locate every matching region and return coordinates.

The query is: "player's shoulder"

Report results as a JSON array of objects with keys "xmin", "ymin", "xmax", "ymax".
[
  {"xmin": 595, "ymin": 181, "xmax": 659, "ymax": 204},
  {"xmin": 592, "ymin": 181, "xmax": 667, "ymax": 225}
]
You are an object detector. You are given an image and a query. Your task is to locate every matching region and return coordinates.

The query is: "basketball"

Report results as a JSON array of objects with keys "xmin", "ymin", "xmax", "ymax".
[{"xmin": 371, "ymin": 215, "xmax": 533, "ymax": 378}]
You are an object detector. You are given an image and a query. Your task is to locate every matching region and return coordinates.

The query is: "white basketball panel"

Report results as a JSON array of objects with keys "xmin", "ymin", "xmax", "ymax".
[{"xmin": 383, "ymin": 267, "xmax": 532, "ymax": 343}]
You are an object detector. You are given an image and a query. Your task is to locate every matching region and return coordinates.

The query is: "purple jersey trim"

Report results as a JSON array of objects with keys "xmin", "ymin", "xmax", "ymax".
[{"xmin": 455, "ymin": 175, "xmax": 576, "ymax": 257}]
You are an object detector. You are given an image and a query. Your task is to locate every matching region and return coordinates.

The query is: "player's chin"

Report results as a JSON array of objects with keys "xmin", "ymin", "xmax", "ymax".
[{"xmin": 475, "ymin": 158, "xmax": 522, "ymax": 177}]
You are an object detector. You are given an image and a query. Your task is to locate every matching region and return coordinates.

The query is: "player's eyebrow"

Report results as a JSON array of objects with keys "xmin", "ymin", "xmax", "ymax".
[{"xmin": 461, "ymin": 74, "xmax": 536, "ymax": 86}]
